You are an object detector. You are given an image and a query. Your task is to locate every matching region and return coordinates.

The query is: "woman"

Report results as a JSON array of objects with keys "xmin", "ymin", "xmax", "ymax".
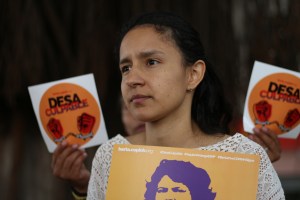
[{"xmin": 87, "ymin": 11, "xmax": 285, "ymax": 199}]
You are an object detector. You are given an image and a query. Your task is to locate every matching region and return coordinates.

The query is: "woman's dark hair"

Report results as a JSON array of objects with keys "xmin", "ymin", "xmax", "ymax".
[
  {"xmin": 115, "ymin": 11, "xmax": 232, "ymax": 134},
  {"xmin": 144, "ymin": 159, "xmax": 216, "ymax": 200}
]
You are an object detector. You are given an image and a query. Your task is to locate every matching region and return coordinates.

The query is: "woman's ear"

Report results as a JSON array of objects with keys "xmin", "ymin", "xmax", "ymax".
[{"xmin": 186, "ymin": 60, "xmax": 206, "ymax": 91}]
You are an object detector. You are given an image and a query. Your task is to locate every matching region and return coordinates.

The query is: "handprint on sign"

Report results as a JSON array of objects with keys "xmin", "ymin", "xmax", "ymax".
[
  {"xmin": 47, "ymin": 118, "xmax": 65, "ymax": 142},
  {"xmin": 76, "ymin": 113, "xmax": 95, "ymax": 139},
  {"xmin": 280, "ymin": 109, "xmax": 300, "ymax": 132},
  {"xmin": 253, "ymin": 100, "xmax": 272, "ymax": 124},
  {"xmin": 253, "ymin": 100, "xmax": 300, "ymax": 133},
  {"xmin": 46, "ymin": 113, "xmax": 95, "ymax": 143}
]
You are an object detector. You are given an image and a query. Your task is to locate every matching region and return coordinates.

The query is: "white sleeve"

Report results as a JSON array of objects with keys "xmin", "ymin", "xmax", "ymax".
[
  {"xmin": 87, "ymin": 135, "xmax": 127, "ymax": 200},
  {"xmin": 87, "ymin": 145, "xmax": 108, "ymax": 200},
  {"xmin": 255, "ymin": 146, "xmax": 285, "ymax": 199}
]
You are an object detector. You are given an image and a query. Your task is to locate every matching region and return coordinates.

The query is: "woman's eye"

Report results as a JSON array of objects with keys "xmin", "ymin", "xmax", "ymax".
[
  {"xmin": 120, "ymin": 66, "xmax": 130, "ymax": 74},
  {"xmin": 147, "ymin": 59, "xmax": 159, "ymax": 66},
  {"xmin": 172, "ymin": 187, "xmax": 186, "ymax": 193}
]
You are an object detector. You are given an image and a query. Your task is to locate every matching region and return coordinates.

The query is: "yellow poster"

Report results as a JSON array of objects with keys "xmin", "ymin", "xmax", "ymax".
[
  {"xmin": 243, "ymin": 61, "xmax": 300, "ymax": 139},
  {"xmin": 106, "ymin": 144, "xmax": 260, "ymax": 200}
]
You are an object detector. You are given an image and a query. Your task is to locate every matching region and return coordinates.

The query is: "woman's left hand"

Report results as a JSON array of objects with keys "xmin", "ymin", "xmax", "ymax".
[{"xmin": 248, "ymin": 127, "xmax": 282, "ymax": 163}]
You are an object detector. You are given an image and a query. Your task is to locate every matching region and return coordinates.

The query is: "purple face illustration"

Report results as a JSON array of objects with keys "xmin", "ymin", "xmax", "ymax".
[{"xmin": 144, "ymin": 159, "xmax": 216, "ymax": 200}]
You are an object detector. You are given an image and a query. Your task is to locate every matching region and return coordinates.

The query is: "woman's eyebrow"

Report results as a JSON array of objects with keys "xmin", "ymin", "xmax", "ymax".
[
  {"xmin": 119, "ymin": 57, "xmax": 131, "ymax": 65},
  {"xmin": 138, "ymin": 50, "xmax": 165, "ymax": 59},
  {"xmin": 119, "ymin": 50, "xmax": 164, "ymax": 65}
]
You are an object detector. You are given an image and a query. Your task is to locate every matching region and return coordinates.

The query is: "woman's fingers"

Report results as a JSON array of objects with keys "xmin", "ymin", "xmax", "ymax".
[{"xmin": 250, "ymin": 127, "xmax": 281, "ymax": 162}]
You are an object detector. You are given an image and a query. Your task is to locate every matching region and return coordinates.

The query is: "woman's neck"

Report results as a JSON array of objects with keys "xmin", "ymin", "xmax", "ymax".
[
  {"xmin": 144, "ymin": 115, "xmax": 202, "ymax": 148},
  {"xmin": 127, "ymin": 119, "xmax": 228, "ymax": 148},
  {"xmin": 126, "ymin": 97, "xmax": 228, "ymax": 148}
]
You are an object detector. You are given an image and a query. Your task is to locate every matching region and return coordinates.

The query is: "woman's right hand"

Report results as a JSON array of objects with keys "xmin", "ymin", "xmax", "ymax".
[{"xmin": 51, "ymin": 141, "xmax": 91, "ymax": 194}]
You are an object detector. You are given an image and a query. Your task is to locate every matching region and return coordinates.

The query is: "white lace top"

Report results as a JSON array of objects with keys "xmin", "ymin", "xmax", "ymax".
[{"xmin": 87, "ymin": 133, "xmax": 285, "ymax": 200}]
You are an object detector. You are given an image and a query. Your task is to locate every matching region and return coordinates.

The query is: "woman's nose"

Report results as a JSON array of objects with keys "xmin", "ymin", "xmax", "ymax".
[{"xmin": 125, "ymin": 68, "xmax": 145, "ymax": 88}]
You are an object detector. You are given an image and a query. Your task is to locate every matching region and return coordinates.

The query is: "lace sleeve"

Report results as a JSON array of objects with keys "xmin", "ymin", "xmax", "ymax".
[
  {"xmin": 87, "ymin": 135, "xmax": 128, "ymax": 200},
  {"xmin": 254, "ymin": 145, "xmax": 285, "ymax": 199},
  {"xmin": 86, "ymin": 144, "xmax": 109, "ymax": 200}
]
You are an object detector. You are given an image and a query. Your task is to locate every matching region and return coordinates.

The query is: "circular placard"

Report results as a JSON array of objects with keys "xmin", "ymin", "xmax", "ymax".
[
  {"xmin": 39, "ymin": 83, "xmax": 100, "ymax": 145},
  {"xmin": 248, "ymin": 73, "xmax": 300, "ymax": 135}
]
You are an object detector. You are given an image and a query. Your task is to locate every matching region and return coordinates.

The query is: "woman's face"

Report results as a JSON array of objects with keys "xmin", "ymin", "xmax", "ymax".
[
  {"xmin": 119, "ymin": 26, "xmax": 191, "ymax": 122},
  {"xmin": 155, "ymin": 175, "xmax": 191, "ymax": 200}
]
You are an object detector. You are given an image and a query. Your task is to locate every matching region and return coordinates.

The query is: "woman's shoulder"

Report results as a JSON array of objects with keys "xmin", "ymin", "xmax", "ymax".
[
  {"xmin": 102, "ymin": 134, "xmax": 129, "ymax": 147},
  {"xmin": 232, "ymin": 132, "xmax": 267, "ymax": 155},
  {"xmin": 208, "ymin": 133, "xmax": 273, "ymax": 172},
  {"xmin": 94, "ymin": 134, "xmax": 129, "ymax": 156},
  {"xmin": 202, "ymin": 132, "xmax": 266, "ymax": 154}
]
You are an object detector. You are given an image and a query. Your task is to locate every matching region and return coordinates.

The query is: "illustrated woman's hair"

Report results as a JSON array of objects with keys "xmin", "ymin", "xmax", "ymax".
[
  {"xmin": 115, "ymin": 11, "xmax": 232, "ymax": 134},
  {"xmin": 144, "ymin": 159, "xmax": 216, "ymax": 200}
]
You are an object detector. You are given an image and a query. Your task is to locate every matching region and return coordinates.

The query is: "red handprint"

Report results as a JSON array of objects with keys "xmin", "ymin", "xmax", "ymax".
[
  {"xmin": 47, "ymin": 118, "xmax": 63, "ymax": 140},
  {"xmin": 284, "ymin": 109, "xmax": 300, "ymax": 128},
  {"xmin": 77, "ymin": 113, "xmax": 95, "ymax": 135},
  {"xmin": 253, "ymin": 100, "xmax": 272, "ymax": 122}
]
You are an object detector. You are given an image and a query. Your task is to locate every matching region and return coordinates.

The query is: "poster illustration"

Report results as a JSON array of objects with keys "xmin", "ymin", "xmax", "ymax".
[
  {"xmin": 243, "ymin": 61, "xmax": 300, "ymax": 139},
  {"xmin": 106, "ymin": 144, "xmax": 260, "ymax": 200},
  {"xmin": 28, "ymin": 74, "xmax": 108, "ymax": 152}
]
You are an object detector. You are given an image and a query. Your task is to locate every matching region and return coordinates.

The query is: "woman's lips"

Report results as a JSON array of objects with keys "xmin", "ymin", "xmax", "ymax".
[{"xmin": 130, "ymin": 94, "xmax": 150, "ymax": 104}]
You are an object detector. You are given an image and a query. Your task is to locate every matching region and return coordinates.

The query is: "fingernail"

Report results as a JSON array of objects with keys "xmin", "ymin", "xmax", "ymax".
[
  {"xmin": 262, "ymin": 126, "xmax": 268, "ymax": 131},
  {"xmin": 72, "ymin": 144, "xmax": 78, "ymax": 149}
]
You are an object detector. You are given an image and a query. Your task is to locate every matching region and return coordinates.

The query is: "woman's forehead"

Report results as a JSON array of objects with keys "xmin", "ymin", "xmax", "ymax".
[
  {"xmin": 123, "ymin": 25, "xmax": 175, "ymax": 46},
  {"xmin": 120, "ymin": 26, "xmax": 180, "ymax": 58}
]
